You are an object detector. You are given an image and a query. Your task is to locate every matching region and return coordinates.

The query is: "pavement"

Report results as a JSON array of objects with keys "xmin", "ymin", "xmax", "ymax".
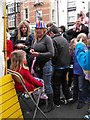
[{"xmin": 19, "ymin": 94, "xmax": 88, "ymax": 120}]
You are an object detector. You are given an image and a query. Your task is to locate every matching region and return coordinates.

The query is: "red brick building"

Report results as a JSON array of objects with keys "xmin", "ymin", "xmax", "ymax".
[
  {"xmin": 20, "ymin": 0, "xmax": 51, "ymax": 25},
  {"xmin": 7, "ymin": 0, "xmax": 53, "ymax": 33}
]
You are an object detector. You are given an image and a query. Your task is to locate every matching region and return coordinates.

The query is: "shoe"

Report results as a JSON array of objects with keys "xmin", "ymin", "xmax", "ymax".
[
  {"xmin": 84, "ymin": 114, "xmax": 90, "ymax": 120},
  {"xmin": 40, "ymin": 93, "xmax": 48, "ymax": 100},
  {"xmin": 77, "ymin": 102, "xmax": 85, "ymax": 109},
  {"xmin": 60, "ymin": 97, "xmax": 67, "ymax": 105},
  {"xmin": 67, "ymin": 98, "xmax": 73, "ymax": 103},
  {"xmin": 56, "ymin": 104, "xmax": 61, "ymax": 108},
  {"xmin": 22, "ymin": 93, "xmax": 29, "ymax": 99}
]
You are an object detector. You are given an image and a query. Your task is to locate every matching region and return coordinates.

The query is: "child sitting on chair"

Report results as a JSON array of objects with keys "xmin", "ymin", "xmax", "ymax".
[{"xmin": 10, "ymin": 50, "xmax": 48, "ymax": 99}]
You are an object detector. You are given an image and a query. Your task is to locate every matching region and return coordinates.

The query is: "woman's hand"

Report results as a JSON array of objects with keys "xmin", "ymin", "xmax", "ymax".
[
  {"xmin": 30, "ymin": 49, "xmax": 39, "ymax": 57},
  {"xmin": 17, "ymin": 43, "xmax": 26, "ymax": 48}
]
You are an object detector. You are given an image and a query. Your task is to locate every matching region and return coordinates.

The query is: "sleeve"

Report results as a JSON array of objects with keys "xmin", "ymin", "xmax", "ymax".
[
  {"xmin": 39, "ymin": 36, "xmax": 54, "ymax": 58},
  {"xmin": 24, "ymin": 69, "xmax": 43, "ymax": 87},
  {"xmin": 76, "ymin": 43, "xmax": 90, "ymax": 70},
  {"xmin": 7, "ymin": 40, "xmax": 14, "ymax": 58}
]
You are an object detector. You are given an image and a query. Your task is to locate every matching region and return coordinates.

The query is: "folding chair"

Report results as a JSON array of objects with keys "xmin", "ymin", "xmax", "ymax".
[{"xmin": 8, "ymin": 69, "xmax": 48, "ymax": 120}]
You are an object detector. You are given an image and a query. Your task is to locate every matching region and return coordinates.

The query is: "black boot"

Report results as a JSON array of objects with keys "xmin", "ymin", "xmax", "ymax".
[{"xmin": 44, "ymin": 94, "xmax": 55, "ymax": 113}]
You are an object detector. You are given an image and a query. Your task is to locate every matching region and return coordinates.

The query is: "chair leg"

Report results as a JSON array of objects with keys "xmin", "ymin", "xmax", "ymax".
[
  {"xmin": 27, "ymin": 92, "xmax": 48, "ymax": 120},
  {"xmin": 33, "ymin": 92, "xmax": 41, "ymax": 119},
  {"xmin": 31, "ymin": 93, "xmax": 36, "ymax": 102}
]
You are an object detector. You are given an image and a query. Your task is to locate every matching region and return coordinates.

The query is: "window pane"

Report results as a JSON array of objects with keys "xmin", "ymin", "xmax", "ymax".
[
  {"xmin": 36, "ymin": 10, "xmax": 42, "ymax": 21},
  {"xmin": 25, "ymin": 8, "xmax": 28, "ymax": 19}
]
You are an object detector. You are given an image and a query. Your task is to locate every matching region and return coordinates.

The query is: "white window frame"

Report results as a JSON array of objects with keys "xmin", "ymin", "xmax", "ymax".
[
  {"xmin": 8, "ymin": 3, "xmax": 14, "ymax": 14},
  {"xmin": 8, "ymin": 15, "xmax": 15, "ymax": 28},
  {"xmin": 36, "ymin": 10, "xmax": 42, "ymax": 21},
  {"xmin": 35, "ymin": 0, "xmax": 43, "ymax": 4}
]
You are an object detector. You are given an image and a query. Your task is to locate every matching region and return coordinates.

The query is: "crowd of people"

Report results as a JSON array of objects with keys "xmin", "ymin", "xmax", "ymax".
[{"xmin": 7, "ymin": 10, "xmax": 90, "ymax": 119}]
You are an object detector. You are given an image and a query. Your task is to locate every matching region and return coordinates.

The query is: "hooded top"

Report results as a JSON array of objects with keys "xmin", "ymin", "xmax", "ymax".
[{"xmin": 76, "ymin": 43, "xmax": 90, "ymax": 81}]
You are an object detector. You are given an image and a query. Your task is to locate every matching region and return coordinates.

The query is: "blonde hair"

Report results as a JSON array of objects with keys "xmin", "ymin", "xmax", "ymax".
[
  {"xmin": 69, "ymin": 38, "xmax": 76, "ymax": 51},
  {"xmin": 18, "ymin": 20, "xmax": 30, "ymax": 40},
  {"xmin": 34, "ymin": 28, "xmax": 47, "ymax": 41},
  {"xmin": 77, "ymin": 33, "xmax": 87, "ymax": 44},
  {"xmin": 10, "ymin": 50, "xmax": 26, "ymax": 71}
]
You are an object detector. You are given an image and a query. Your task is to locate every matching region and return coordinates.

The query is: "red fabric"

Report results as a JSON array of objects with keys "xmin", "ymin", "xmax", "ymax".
[
  {"xmin": 15, "ymin": 67, "xmax": 43, "ymax": 92},
  {"xmin": 7, "ymin": 40, "xmax": 13, "ymax": 59}
]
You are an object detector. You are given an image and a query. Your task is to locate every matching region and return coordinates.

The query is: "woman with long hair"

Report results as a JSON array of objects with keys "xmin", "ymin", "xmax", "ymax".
[{"xmin": 30, "ymin": 21, "xmax": 55, "ymax": 112}]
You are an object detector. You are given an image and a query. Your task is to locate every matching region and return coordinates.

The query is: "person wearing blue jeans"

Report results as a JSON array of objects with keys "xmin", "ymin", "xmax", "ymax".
[
  {"xmin": 75, "ymin": 42, "xmax": 90, "ymax": 119},
  {"xmin": 73, "ymin": 46, "xmax": 87, "ymax": 109},
  {"xmin": 43, "ymin": 60, "xmax": 53, "ymax": 95},
  {"xmin": 30, "ymin": 21, "xmax": 55, "ymax": 113}
]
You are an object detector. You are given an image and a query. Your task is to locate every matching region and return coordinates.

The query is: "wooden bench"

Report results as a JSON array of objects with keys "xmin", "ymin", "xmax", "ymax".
[{"xmin": 0, "ymin": 74, "xmax": 23, "ymax": 119}]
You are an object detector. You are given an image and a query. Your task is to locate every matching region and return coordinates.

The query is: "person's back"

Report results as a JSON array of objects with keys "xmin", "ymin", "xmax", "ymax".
[
  {"xmin": 52, "ymin": 35, "xmax": 70, "ymax": 67},
  {"xmin": 49, "ymin": 25, "xmax": 72, "ymax": 106}
]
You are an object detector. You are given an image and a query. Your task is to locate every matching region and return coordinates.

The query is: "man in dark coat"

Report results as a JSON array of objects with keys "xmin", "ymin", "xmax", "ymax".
[
  {"xmin": 49, "ymin": 25, "xmax": 73, "ymax": 107},
  {"xmin": 66, "ymin": 18, "xmax": 89, "ymax": 40}
]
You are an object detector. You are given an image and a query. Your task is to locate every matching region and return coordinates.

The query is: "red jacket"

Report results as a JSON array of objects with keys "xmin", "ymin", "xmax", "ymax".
[
  {"xmin": 15, "ymin": 67, "xmax": 43, "ymax": 92},
  {"xmin": 7, "ymin": 40, "xmax": 13, "ymax": 59}
]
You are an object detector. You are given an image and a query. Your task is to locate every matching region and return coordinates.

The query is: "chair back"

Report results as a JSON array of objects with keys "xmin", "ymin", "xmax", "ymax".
[{"xmin": 8, "ymin": 69, "xmax": 25, "ymax": 83}]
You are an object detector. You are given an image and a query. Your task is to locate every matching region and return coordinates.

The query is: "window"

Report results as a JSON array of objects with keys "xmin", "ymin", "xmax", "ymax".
[
  {"xmin": 36, "ymin": 10, "xmax": 42, "ymax": 21},
  {"xmin": 68, "ymin": 16, "xmax": 76, "ymax": 22},
  {"xmin": 8, "ymin": 15, "xmax": 15, "ymax": 28},
  {"xmin": 67, "ymin": 1, "xmax": 76, "ymax": 8},
  {"xmin": 16, "ymin": 3, "xmax": 20, "ymax": 13},
  {"xmin": 68, "ymin": 11, "xmax": 76, "ymax": 22},
  {"xmin": 52, "ymin": 9, "xmax": 55, "ymax": 22},
  {"xmin": 7, "ymin": 3, "xmax": 14, "ymax": 14},
  {"xmin": 25, "ymin": 8, "xmax": 28, "ymax": 19},
  {"xmin": 35, "ymin": 0, "xmax": 43, "ymax": 3}
]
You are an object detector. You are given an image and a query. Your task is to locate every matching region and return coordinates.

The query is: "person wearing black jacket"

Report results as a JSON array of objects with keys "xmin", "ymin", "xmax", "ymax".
[
  {"xmin": 66, "ymin": 18, "xmax": 89, "ymax": 40},
  {"xmin": 10, "ymin": 20, "xmax": 34, "ymax": 70},
  {"xmin": 59, "ymin": 25, "xmax": 69, "ymax": 41},
  {"xmin": 49, "ymin": 25, "xmax": 73, "ymax": 107}
]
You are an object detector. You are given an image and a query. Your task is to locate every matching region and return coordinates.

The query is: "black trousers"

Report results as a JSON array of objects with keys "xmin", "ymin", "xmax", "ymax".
[{"xmin": 52, "ymin": 68, "xmax": 72, "ymax": 105}]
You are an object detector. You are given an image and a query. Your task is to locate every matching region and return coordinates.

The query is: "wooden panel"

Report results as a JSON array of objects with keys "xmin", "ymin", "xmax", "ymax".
[
  {"xmin": 1, "ymin": 89, "xmax": 16, "ymax": 104},
  {"xmin": 0, "ymin": 74, "xmax": 12, "ymax": 86},
  {"xmin": 1, "ymin": 95, "xmax": 18, "ymax": 113},
  {"xmin": 0, "ymin": 82, "xmax": 15, "ymax": 95},
  {"xmin": 8, "ymin": 109, "xmax": 23, "ymax": 119},
  {"xmin": 0, "ymin": 74, "xmax": 23, "ymax": 119},
  {"xmin": 0, "ymin": 102, "xmax": 22, "ymax": 118}
]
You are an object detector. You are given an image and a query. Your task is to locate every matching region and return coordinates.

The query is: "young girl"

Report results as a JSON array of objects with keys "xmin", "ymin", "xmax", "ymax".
[{"xmin": 10, "ymin": 50, "xmax": 48, "ymax": 99}]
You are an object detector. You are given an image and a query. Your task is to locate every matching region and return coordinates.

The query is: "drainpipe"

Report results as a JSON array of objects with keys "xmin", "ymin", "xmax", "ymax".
[
  {"xmin": 14, "ymin": 0, "xmax": 16, "ymax": 29},
  {"xmin": 57, "ymin": 0, "xmax": 59, "ymax": 27}
]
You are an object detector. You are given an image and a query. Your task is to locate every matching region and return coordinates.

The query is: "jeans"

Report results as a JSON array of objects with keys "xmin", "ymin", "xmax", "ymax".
[
  {"xmin": 43, "ymin": 60, "xmax": 53, "ymax": 95},
  {"xmin": 52, "ymin": 68, "xmax": 72, "ymax": 105},
  {"xmin": 73, "ymin": 74, "xmax": 85, "ymax": 102}
]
